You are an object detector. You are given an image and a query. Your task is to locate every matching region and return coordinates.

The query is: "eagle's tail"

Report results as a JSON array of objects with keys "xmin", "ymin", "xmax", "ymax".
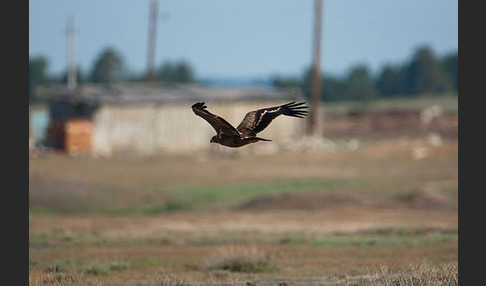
[
  {"xmin": 254, "ymin": 137, "xmax": 272, "ymax": 142},
  {"xmin": 243, "ymin": 137, "xmax": 272, "ymax": 143},
  {"xmin": 279, "ymin": 101, "xmax": 309, "ymax": 118}
]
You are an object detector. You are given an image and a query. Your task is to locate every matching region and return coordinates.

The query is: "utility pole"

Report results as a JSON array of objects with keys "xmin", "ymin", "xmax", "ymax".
[
  {"xmin": 66, "ymin": 16, "xmax": 77, "ymax": 89},
  {"xmin": 146, "ymin": 0, "xmax": 159, "ymax": 81},
  {"xmin": 308, "ymin": 0, "xmax": 323, "ymax": 136}
]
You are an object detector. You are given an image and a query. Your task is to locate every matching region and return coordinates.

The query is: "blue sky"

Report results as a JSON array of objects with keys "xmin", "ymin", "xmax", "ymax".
[{"xmin": 29, "ymin": 0, "xmax": 457, "ymax": 79}]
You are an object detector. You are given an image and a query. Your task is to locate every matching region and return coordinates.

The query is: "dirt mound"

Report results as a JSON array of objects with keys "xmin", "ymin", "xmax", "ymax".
[
  {"xmin": 241, "ymin": 192, "xmax": 359, "ymax": 210},
  {"xmin": 386, "ymin": 189, "xmax": 457, "ymax": 211},
  {"xmin": 239, "ymin": 189, "xmax": 457, "ymax": 211},
  {"xmin": 239, "ymin": 192, "xmax": 369, "ymax": 211}
]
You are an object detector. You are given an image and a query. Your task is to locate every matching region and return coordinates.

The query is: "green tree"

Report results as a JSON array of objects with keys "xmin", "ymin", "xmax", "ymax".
[
  {"xmin": 156, "ymin": 61, "xmax": 194, "ymax": 83},
  {"xmin": 59, "ymin": 66, "xmax": 85, "ymax": 85},
  {"xmin": 441, "ymin": 52, "xmax": 458, "ymax": 91},
  {"xmin": 271, "ymin": 75, "xmax": 302, "ymax": 90},
  {"xmin": 29, "ymin": 56, "xmax": 51, "ymax": 103},
  {"xmin": 405, "ymin": 46, "xmax": 452, "ymax": 94},
  {"xmin": 29, "ymin": 56, "xmax": 49, "ymax": 86},
  {"xmin": 89, "ymin": 47, "xmax": 125, "ymax": 83},
  {"xmin": 301, "ymin": 66, "xmax": 313, "ymax": 101},
  {"xmin": 322, "ymin": 75, "xmax": 346, "ymax": 102},
  {"xmin": 376, "ymin": 64, "xmax": 407, "ymax": 97},
  {"xmin": 344, "ymin": 65, "xmax": 378, "ymax": 101},
  {"xmin": 301, "ymin": 67, "xmax": 347, "ymax": 102},
  {"xmin": 173, "ymin": 62, "xmax": 194, "ymax": 83}
]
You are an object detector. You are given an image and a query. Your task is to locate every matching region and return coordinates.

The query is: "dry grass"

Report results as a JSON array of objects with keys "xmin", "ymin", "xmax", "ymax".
[
  {"xmin": 29, "ymin": 208, "xmax": 457, "ymax": 285},
  {"xmin": 30, "ymin": 262, "xmax": 458, "ymax": 285},
  {"xmin": 29, "ymin": 138, "xmax": 458, "ymax": 214},
  {"xmin": 344, "ymin": 263, "xmax": 458, "ymax": 286},
  {"xmin": 29, "ymin": 137, "xmax": 457, "ymax": 285},
  {"xmin": 205, "ymin": 246, "xmax": 276, "ymax": 273}
]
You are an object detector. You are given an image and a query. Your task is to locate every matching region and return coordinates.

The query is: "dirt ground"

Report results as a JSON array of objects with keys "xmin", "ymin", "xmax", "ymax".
[
  {"xmin": 30, "ymin": 209, "xmax": 457, "ymax": 285},
  {"xmin": 29, "ymin": 133, "xmax": 458, "ymax": 285}
]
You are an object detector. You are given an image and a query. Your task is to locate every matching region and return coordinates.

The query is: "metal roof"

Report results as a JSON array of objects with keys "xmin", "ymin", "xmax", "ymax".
[{"xmin": 36, "ymin": 83, "xmax": 303, "ymax": 105}]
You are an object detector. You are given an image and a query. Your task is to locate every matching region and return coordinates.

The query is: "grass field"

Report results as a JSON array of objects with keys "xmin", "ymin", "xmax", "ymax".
[{"xmin": 29, "ymin": 130, "xmax": 458, "ymax": 285}]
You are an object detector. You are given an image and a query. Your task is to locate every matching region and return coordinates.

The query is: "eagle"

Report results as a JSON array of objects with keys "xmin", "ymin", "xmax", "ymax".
[{"xmin": 192, "ymin": 101, "xmax": 309, "ymax": 148}]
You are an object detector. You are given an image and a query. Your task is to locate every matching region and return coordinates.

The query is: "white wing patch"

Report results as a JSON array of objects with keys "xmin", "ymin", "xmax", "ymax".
[{"xmin": 255, "ymin": 108, "xmax": 280, "ymax": 128}]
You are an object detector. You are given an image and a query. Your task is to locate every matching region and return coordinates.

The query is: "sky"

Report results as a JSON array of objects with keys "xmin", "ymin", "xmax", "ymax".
[{"xmin": 29, "ymin": 0, "xmax": 458, "ymax": 79}]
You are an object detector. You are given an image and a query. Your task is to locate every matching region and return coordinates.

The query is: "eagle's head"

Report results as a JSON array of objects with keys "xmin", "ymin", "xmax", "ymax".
[{"xmin": 210, "ymin": 136, "xmax": 219, "ymax": 143}]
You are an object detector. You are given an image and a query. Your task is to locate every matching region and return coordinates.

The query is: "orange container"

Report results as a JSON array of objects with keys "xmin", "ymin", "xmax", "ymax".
[
  {"xmin": 47, "ymin": 118, "xmax": 93, "ymax": 153},
  {"xmin": 63, "ymin": 119, "xmax": 93, "ymax": 153}
]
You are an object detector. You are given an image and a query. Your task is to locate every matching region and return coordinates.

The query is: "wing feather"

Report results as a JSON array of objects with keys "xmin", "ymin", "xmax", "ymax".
[
  {"xmin": 191, "ymin": 102, "xmax": 240, "ymax": 136},
  {"xmin": 237, "ymin": 101, "xmax": 309, "ymax": 137}
]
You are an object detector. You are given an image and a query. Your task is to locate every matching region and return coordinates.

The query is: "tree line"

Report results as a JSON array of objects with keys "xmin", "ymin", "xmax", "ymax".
[
  {"xmin": 29, "ymin": 47, "xmax": 195, "ymax": 102},
  {"xmin": 273, "ymin": 45, "xmax": 457, "ymax": 101},
  {"xmin": 30, "ymin": 45, "xmax": 456, "ymax": 103}
]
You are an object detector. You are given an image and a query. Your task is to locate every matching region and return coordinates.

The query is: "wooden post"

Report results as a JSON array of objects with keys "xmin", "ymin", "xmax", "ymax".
[
  {"xmin": 66, "ymin": 16, "xmax": 77, "ymax": 89},
  {"xmin": 146, "ymin": 0, "xmax": 159, "ymax": 81},
  {"xmin": 308, "ymin": 0, "xmax": 323, "ymax": 136}
]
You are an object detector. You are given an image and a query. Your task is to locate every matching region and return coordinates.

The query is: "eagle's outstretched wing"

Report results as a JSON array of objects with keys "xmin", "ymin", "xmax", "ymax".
[
  {"xmin": 192, "ymin": 102, "xmax": 240, "ymax": 136},
  {"xmin": 236, "ymin": 101, "xmax": 309, "ymax": 137}
]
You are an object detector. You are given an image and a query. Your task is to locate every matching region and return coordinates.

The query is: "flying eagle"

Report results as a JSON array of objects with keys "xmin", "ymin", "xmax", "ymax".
[{"xmin": 192, "ymin": 101, "xmax": 309, "ymax": 148}]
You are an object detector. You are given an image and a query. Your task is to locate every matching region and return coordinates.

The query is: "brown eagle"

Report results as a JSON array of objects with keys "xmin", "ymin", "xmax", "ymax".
[{"xmin": 192, "ymin": 101, "xmax": 309, "ymax": 148}]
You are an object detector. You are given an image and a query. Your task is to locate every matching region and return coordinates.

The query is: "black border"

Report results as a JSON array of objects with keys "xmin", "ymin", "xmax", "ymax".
[
  {"xmin": 458, "ymin": 0, "xmax": 480, "ymax": 285},
  {"xmin": 6, "ymin": 0, "xmax": 29, "ymax": 284},
  {"xmin": 457, "ymin": 1, "xmax": 462, "ymax": 283},
  {"xmin": 24, "ymin": 1, "xmax": 30, "ymax": 284}
]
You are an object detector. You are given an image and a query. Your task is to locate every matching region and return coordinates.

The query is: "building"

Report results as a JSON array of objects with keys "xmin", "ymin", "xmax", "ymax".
[
  {"xmin": 36, "ymin": 84, "xmax": 306, "ymax": 156},
  {"xmin": 29, "ymin": 104, "xmax": 49, "ymax": 149}
]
